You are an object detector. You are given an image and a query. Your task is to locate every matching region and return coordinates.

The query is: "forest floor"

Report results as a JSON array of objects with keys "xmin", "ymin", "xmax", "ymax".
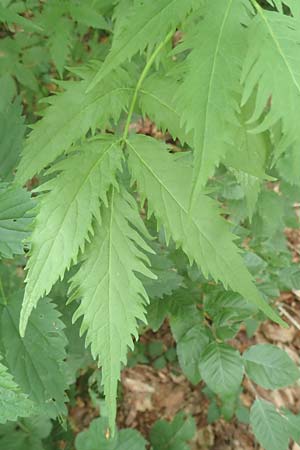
[{"xmin": 70, "ymin": 299, "xmax": 300, "ymax": 450}]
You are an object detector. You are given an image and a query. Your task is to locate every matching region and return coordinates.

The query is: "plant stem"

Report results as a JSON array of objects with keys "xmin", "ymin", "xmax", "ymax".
[{"xmin": 122, "ymin": 30, "xmax": 174, "ymax": 143}]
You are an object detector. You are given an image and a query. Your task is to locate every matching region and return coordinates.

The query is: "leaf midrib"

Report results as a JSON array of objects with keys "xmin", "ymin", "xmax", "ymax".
[
  {"xmin": 190, "ymin": 0, "xmax": 234, "ymax": 207},
  {"xmin": 257, "ymin": 8, "xmax": 300, "ymax": 95},
  {"xmin": 127, "ymin": 140, "xmax": 227, "ymax": 260}
]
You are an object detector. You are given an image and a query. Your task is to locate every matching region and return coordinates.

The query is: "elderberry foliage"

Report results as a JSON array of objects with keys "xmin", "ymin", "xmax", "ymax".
[{"xmin": 1, "ymin": 1, "xmax": 300, "ymax": 449}]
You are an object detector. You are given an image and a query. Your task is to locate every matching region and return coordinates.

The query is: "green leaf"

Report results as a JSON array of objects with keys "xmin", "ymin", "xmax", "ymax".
[
  {"xmin": 282, "ymin": 409, "xmax": 300, "ymax": 443},
  {"xmin": 127, "ymin": 134, "xmax": 285, "ymax": 326},
  {"xmin": 0, "ymin": 359, "xmax": 35, "ymax": 423},
  {"xmin": 236, "ymin": 405, "xmax": 250, "ymax": 424},
  {"xmin": 199, "ymin": 342, "xmax": 244, "ymax": 395},
  {"xmin": 242, "ymin": 7, "xmax": 300, "ymax": 166},
  {"xmin": 0, "ymin": 416, "xmax": 52, "ymax": 450},
  {"xmin": 0, "ymin": 98, "xmax": 25, "ymax": 180},
  {"xmin": 70, "ymin": 187, "xmax": 155, "ymax": 431},
  {"xmin": 2, "ymin": 296, "xmax": 68, "ymax": 418},
  {"xmin": 57, "ymin": 298, "xmax": 92, "ymax": 385},
  {"xmin": 150, "ymin": 412, "xmax": 196, "ymax": 450},
  {"xmin": 220, "ymin": 391, "xmax": 240, "ymax": 421},
  {"xmin": 0, "ymin": 73, "xmax": 17, "ymax": 111},
  {"xmin": 0, "ymin": 184, "xmax": 35, "ymax": 258},
  {"xmin": 170, "ymin": 305, "xmax": 209, "ymax": 384},
  {"xmin": 250, "ymin": 399, "xmax": 289, "ymax": 450},
  {"xmin": 223, "ymin": 96, "xmax": 270, "ymax": 180},
  {"xmin": 207, "ymin": 399, "xmax": 221, "ymax": 424},
  {"xmin": 252, "ymin": 190, "xmax": 285, "ymax": 239},
  {"xmin": 16, "ymin": 66, "xmax": 132, "ymax": 184},
  {"xmin": 279, "ymin": 265, "xmax": 300, "ymax": 290},
  {"xmin": 147, "ymin": 297, "xmax": 171, "ymax": 332},
  {"xmin": 243, "ymin": 344, "xmax": 299, "ymax": 389},
  {"xmin": 175, "ymin": 0, "xmax": 249, "ymax": 201},
  {"xmin": 234, "ymin": 172, "xmax": 261, "ymax": 221},
  {"xmin": 0, "ymin": 4, "xmax": 42, "ymax": 32},
  {"xmin": 285, "ymin": 0, "xmax": 300, "ymax": 17},
  {"xmin": 204, "ymin": 289, "xmax": 257, "ymax": 327},
  {"xmin": 88, "ymin": 0, "xmax": 196, "ymax": 89},
  {"xmin": 68, "ymin": 4, "xmax": 110, "ymax": 30},
  {"xmin": 75, "ymin": 417, "xmax": 147, "ymax": 450},
  {"xmin": 19, "ymin": 138, "xmax": 122, "ymax": 336},
  {"xmin": 176, "ymin": 323, "xmax": 209, "ymax": 384},
  {"xmin": 140, "ymin": 244, "xmax": 183, "ymax": 299},
  {"xmin": 147, "ymin": 287, "xmax": 196, "ymax": 332},
  {"xmin": 48, "ymin": 17, "xmax": 72, "ymax": 76},
  {"xmin": 139, "ymin": 72, "xmax": 192, "ymax": 145}
]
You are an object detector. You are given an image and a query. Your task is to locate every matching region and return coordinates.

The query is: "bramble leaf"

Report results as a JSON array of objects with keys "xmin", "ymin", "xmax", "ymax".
[
  {"xmin": 243, "ymin": 344, "xmax": 299, "ymax": 389},
  {"xmin": 250, "ymin": 399, "xmax": 289, "ymax": 450},
  {"xmin": 199, "ymin": 342, "xmax": 244, "ymax": 395}
]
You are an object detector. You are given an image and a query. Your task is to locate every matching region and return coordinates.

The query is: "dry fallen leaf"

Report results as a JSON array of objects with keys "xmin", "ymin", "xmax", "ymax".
[{"xmin": 262, "ymin": 322, "xmax": 297, "ymax": 343}]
